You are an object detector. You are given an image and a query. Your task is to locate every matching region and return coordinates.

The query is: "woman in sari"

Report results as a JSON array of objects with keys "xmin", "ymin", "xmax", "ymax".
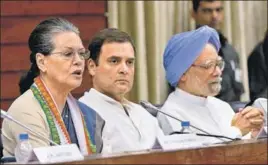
[{"xmin": 2, "ymin": 17, "xmax": 104, "ymax": 156}]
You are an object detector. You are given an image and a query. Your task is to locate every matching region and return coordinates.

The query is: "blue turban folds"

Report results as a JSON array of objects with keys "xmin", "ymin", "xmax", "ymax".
[{"xmin": 163, "ymin": 25, "xmax": 221, "ymax": 87}]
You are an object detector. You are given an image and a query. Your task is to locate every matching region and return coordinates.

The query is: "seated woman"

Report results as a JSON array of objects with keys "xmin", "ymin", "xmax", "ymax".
[{"xmin": 1, "ymin": 17, "xmax": 104, "ymax": 156}]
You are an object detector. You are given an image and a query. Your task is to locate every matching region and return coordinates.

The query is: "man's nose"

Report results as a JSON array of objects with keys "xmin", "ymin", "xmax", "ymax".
[
  {"xmin": 213, "ymin": 65, "xmax": 222, "ymax": 76},
  {"xmin": 212, "ymin": 10, "xmax": 219, "ymax": 19},
  {"xmin": 119, "ymin": 63, "xmax": 129, "ymax": 74}
]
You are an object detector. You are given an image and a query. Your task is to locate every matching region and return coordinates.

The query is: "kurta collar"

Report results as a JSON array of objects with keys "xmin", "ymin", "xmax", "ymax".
[
  {"xmin": 88, "ymin": 88, "xmax": 131, "ymax": 111},
  {"xmin": 174, "ymin": 88, "xmax": 207, "ymax": 106}
]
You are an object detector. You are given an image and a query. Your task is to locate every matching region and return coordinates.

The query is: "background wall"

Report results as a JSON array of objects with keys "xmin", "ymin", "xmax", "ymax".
[
  {"xmin": 1, "ymin": 1, "xmax": 267, "ymax": 110},
  {"xmin": 0, "ymin": 1, "xmax": 107, "ymax": 110},
  {"xmin": 108, "ymin": 1, "xmax": 267, "ymax": 104}
]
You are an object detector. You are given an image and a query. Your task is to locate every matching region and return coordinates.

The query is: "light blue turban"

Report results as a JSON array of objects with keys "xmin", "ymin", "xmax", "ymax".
[{"xmin": 163, "ymin": 25, "xmax": 221, "ymax": 87}]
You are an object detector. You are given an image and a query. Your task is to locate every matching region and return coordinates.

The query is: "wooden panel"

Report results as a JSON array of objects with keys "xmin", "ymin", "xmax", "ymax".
[
  {"xmin": 0, "ymin": 72, "xmax": 23, "ymax": 99},
  {"xmin": 59, "ymin": 139, "xmax": 267, "ymax": 164},
  {"xmin": 1, "ymin": 1, "xmax": 106, "ymax": 16},
  {"xmin": 0, "ymin": 100, "xmax": 13, "ymax": 110},
  {"xmin": 71, "ymin": 72, "xmax": 93, "ymax": 98},
  {"xmin": 1, "ymin": 44, "xmax": 30, "ymax": 72},
  {"xmin": 1, "ymin": 41, "xmax": 89, "ymax": 72},
  {"xmin": 0, "ymin": 0, "xmax": 106, "ymax": 129},
  {"xmin": 1, "ymin": 16, "xmax": 106, "ymax": 44},
  {"xmin": 0, "ymin": 71, "xmax": 92, "ymax": 100}
]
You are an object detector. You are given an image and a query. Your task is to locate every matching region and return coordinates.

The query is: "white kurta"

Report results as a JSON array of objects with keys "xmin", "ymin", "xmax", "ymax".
[
  {"xmin": 79, "ymin": 88, "xmax": 163, "ymax": 153},
  {"xmin": 157, "ymin": 88, "xmax": 246, "ymax": 139}
]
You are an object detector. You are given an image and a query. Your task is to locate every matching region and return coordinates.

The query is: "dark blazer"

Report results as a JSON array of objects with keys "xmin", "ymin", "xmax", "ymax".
[{"xmin": 248, "ymin": 42, "xmax": 268, "ymax": 101}]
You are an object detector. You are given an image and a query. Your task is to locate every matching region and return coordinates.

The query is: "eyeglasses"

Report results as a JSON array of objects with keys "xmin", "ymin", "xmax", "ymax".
[
  {"xmin": 192, "ymin": 59, "xmax": 225, "ymax": 74},
  {"xmin": 50, "ymin": 49, "xmax": 90, "ymax": 60}
]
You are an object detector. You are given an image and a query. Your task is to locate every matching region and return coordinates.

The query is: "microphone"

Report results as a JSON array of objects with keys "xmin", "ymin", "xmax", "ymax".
[
  {"xmin": 140, "ymin": 100, "xmax": 240, "ymax": 142},
  {"xmin": 1, "ymin": 109, "xmax": 59, "ymax": 146}
]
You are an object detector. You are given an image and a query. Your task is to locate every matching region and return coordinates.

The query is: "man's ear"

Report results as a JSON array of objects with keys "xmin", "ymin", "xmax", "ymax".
[
  {"xmin": 177, "ymin": 73, "xmax": 187, "ymax": 88},
  {"xmin": 191, "ymin": 9, "xmax": 197, "ymax": 20},
  {"xmin": 36, "ymin": 53, "xmax": 47, "ymax": 73},
  {"xmin": 87, "ymin": 59, "xmax": 97, "ymax": 76},
  {"xmin": 180, "ymin": 73, "xmax": 187, "ymax": 82}
]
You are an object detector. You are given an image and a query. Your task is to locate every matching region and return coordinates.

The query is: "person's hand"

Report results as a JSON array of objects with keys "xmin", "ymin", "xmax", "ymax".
[
  {"xmin": 231, "ymin": 106, "xmax": 264, "ymax": 136},
  {"xmin": 241, "ymin": 106, "xmax": 264, "ymax": 129},
  {"xmin": 231, "ymin": 111, "xmax": 251, "ymax": 136},
  {"xmin": 251, "ymin": 128, "xmax": 263, "ymax": 138}
]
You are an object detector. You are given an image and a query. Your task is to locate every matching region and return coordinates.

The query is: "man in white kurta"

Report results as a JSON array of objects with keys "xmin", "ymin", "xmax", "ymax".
[
  {"xmin": 79, "ymin": 28, "xmax": 163, "ymax": 153},
  {"xmin": 159, "ymin": 88, "xmax": 243, "ymax": 139},
  {"xmin": 80, "ymin": 88, "xmax": 162, "ymax": 153},
  {"xmin": 158, "ymin": 26, "xmax": 265, "ymax": 140}
]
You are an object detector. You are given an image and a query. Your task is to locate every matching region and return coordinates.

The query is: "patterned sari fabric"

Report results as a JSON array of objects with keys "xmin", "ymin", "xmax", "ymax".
[{"xmin": 30, "ymin": 76, "xmax": 96, "ymax": 155}]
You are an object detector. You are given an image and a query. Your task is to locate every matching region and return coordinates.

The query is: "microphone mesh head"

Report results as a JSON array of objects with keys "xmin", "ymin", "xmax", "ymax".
[{"xmin": 140, "ymin": 100, "xmax": 158, "ymax": 117}]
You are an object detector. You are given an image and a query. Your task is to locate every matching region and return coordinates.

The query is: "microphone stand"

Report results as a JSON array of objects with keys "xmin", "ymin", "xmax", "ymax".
[
  {"xmin": 1, "ymin": 110, "xmax": 59, "ymax": 146},
  {"xmin": 140, "ymin": 101, "xmax": 241, "ymax": 142},
  {"xmin": 169, "ymin": 132, "xmax": 240, "ymax": 141}
]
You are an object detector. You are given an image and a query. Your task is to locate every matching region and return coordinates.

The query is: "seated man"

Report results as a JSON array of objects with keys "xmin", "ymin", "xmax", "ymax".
[
  {"xmin": 158, "ymin": 25, "xmax": 265, "ymax": 139},
  {"xmin": 79, "ymin": 28, "xmax": 163, "ymax": 153}
]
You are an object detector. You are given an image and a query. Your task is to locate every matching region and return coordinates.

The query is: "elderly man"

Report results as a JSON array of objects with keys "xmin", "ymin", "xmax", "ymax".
[
  {"xmin": 190, "ymin": 0, "xmax": 244, "ymax": 102},
  {"xmin": 158, "ymin": 26, "xmax": 265, "ymax": 139},
  {"xmin": 79, "ymin": 28, "xmax": 163, "ymax": 153}
]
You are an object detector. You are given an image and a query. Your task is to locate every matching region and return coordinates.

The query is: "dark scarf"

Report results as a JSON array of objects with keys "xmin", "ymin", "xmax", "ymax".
[{"xmin": 61, "ymin": 103, "xmax": 80, "ymax": 148}]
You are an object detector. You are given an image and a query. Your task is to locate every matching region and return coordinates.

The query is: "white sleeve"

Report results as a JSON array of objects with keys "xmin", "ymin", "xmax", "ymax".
[
  {"xmin": 229, "ymin": 126, "xmax": 252, "ymax": 139},
  {"xmin": 228, "ymin": 126, "xmax": 243, "ymax": 139}
]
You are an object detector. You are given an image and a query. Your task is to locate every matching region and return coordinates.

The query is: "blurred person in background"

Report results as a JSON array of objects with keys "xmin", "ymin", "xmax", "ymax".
[
  {"xmin": 264, "ymin": 30, "xmax": 268, "ymax": 68},
  {"xmin": 248, "ymin": 30, "xmax": 268, "ymax": 101}
]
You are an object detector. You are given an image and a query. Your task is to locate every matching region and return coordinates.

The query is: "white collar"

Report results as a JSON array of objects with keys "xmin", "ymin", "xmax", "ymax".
[
  {"xmin": 173, "ymin": 88, "xmax": 208, "ymax": 106},
  {"xmin": 87, "ymin": 88, "xmax": 132, "ymax": 111}
]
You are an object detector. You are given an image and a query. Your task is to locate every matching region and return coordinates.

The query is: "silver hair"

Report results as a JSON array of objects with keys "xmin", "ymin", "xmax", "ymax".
[
  {"xmin": 19, "ymin": 17, "xmax": 80, "ymax": 94},
  {"xmin": 29, "ymin": 17, "xmax": 79, "ymax": 58}
]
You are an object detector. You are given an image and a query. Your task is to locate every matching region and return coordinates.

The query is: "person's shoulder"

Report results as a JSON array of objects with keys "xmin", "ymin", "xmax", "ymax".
[
  {"xmin": 218, "ymin": 32, "xmax": 238, "ymax": 56},
  {"xmin": 77, "ymin": 101, "xmax": 96, "ymax": 116},
  {"xmin": 7, "ymin": 89, "xmax": 45, "ymax": 119},
  {"xmin": 248, "ymin": 42, "xmax": 263, "ymax": 60},
  {"xmin": 223, "ymin": 42, "xmax": 238, "ymax": 53},
  {"xmin": 8, "ymin": 90, "xmax": 38, "ymax": 112},
  {"xmin": 253, "ymin": 42, "xmax": 263, "ymax": 52},
  {"xmin": 11, "ymin": 89, "xmax": 33, "ymax": 103},
  {"xmin": 77, "ymin": 100, "xmax": 105, "ymax": 122},
  {"xmin": 78, "ymin": 100, "xmax": 105, "ymax": 125},
  {"xmin": 78, "ymin": 90, "xmax": 89, "ymax": 103},
  {"xmin": 128, "ymin": 101, "xmax": 161, "ymax": 126},
  {"xmin": 128, "ymin": 101, "xmax": 145, "ymax": 110},
  {"xmin": 161, "ymin": 92, "xmax": 181, "ymax": 111},
  {"xmin": 128, "ymin": 101, "xmax": 157, "ymax": 117}
]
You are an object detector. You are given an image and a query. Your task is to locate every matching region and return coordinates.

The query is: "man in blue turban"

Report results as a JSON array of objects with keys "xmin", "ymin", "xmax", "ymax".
[
  {"xmin": 158, "ymin": 26, "xmax": 265, "ymax": 140},
  {"xmin": 190, "ymin": 0, "xmax": 244, "ymax": 102}
]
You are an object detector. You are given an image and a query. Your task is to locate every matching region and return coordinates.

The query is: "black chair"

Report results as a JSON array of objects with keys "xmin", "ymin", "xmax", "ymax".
[
  {"xmin": 228, "ymin": 101, "xmax": 249, "ymax": 113},
  {"xmin": 1, "ymin": 156, "xmax": 16, "ymax": 163}
]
